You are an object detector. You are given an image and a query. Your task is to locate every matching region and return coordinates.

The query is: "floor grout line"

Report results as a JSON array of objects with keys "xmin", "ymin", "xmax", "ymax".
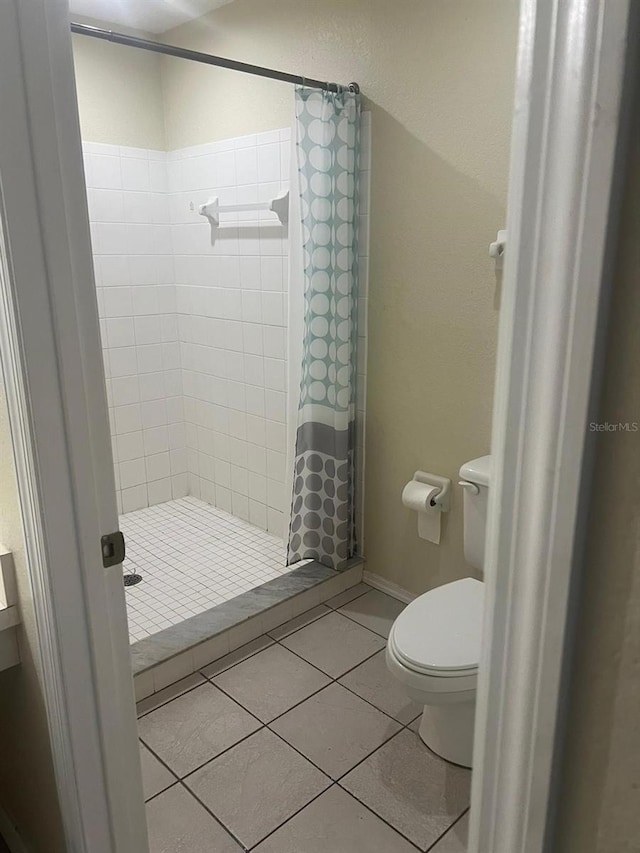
[
  {"xmin": 423, "ymin": 807, "xmax": 470, "ymax": 852},
  {"xmin": 142, "ymin": 778, "xmax": 179, "ymax": 805},
  {"xmin": 176, "ymin": 778, "xmax": 248, "ymax": 851},
  {"xmin": 137, "ymin": 590, "xmax": 468, "ymax": 852}
]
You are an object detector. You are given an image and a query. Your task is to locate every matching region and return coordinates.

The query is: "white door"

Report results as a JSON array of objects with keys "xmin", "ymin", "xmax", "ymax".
[{"xmin": 0, "ymin": 1, "xmax": 148, "ymax": 851}]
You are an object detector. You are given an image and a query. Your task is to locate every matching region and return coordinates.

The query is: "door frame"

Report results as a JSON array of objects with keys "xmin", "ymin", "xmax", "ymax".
[
  {"xmin": 0, "ymin": 1, "xmax": 148, "ymax": 851},
  {"xmin": 0, "ymin": 0, "xmax": 635, "ymax": 852},
  {"xmin": 470, "ymin": 1, "xmax": 634, "ymax": 851}
]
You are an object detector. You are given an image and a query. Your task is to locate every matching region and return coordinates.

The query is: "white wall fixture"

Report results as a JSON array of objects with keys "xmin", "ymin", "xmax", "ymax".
[
  {"xmin": 199, "ymin": 190, "xmax": 289, "ymax": 238},
  {"xmin": 489, "ymin": 229, "xmax": 507, "ymax": 271}
]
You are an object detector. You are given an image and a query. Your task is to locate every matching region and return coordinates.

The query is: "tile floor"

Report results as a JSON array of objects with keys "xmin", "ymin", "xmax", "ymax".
[
  {"xmin": 138, "ymin": 583, "xmax": 471, "ymax": 852},
  {"xmin": 122, "ymin": 497, "xmax": 290, "ymax": 641}
]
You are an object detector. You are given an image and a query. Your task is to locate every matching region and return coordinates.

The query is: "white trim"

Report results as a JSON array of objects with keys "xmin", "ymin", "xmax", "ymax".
[
  {"xmin": 362, "ymin": 570, "xmax": 416, "ymax": 604},
  {"xmin": 470, "ymin": 2, "xmax": 633, "ymax": 852},
  {"xmin": 0, "ymin": 1, "xmax": 148, "ymax": 851}
]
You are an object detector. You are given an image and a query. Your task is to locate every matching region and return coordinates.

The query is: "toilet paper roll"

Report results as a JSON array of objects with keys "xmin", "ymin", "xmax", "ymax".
[{"xmin": 402, "ymin": 480, "xmax": 442, "ymax": 544}]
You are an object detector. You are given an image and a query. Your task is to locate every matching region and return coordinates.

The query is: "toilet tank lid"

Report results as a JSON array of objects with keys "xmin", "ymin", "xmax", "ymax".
[{"xmin": 459, "ymin": 455, "xmax": 492, "ymax": 487}]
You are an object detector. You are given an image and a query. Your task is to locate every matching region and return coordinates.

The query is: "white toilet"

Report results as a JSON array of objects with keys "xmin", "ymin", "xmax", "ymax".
[{"xmin": 386, "ymin": 455, "xmax": 491, "ymax": 768}]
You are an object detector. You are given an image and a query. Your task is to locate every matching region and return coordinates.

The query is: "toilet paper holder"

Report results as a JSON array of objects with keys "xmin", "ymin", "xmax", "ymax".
[{"xmin": 411, "ymin": 471, "xmax": 451, "ymax": 512}]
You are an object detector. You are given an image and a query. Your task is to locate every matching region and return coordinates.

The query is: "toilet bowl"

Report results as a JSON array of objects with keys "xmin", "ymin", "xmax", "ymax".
[
  {"xmin": 386, "ymin": 577, "xmax": 484, "ymax": 767},
  {"xmin": 386, "ymin": 455, "xmax": 491, "ymax": 768}
]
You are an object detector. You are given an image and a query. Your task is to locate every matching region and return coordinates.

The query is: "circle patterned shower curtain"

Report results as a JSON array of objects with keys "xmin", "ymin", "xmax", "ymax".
[{"xmin": 287, "ymin": 85, "xmax": 361, "ymax": 570}]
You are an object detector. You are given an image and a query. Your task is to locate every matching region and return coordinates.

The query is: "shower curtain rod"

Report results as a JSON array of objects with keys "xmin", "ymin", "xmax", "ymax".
[{"xmin": 70, "ymin": 22, "xmax": 360, "ymax": 95}]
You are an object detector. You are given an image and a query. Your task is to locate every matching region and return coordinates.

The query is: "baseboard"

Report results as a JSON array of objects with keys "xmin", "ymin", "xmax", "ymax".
[
  {"xmin": 362, "ymin": 570, "xmax": 416, "ymax": 604},
  {"xmin": 0, "ymin": 803, "xmax": 30, "ymax": 853}
]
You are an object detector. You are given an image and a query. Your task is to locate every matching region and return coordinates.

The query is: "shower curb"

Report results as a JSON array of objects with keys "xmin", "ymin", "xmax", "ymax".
[{"xmin": 132, "ymin": 558, "xmax": 364, "ymax": 700}]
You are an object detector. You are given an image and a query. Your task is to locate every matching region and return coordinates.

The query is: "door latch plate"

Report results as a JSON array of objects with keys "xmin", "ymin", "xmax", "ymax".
[{"xmin": 101, "ymin": 531, "xmax": 126, "ymax": 568}]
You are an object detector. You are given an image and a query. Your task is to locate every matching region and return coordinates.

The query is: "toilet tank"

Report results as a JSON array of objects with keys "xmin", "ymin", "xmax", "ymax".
[{"xmin": 459, "ymin": 456, "xmax": 492, "ymax": 570}]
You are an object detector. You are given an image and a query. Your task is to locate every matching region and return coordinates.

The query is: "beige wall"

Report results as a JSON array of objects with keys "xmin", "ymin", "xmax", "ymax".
[
  {"xmin": 71, "ymin": 18, "xmax": 166, "ymax": 149},
  {"xmin": 554, "ymin": 83, "xmax": 640, "ymax": 853},
  {"xmin": 161, "ymin": 0, "xmax": 519, "ymax": 594},
  {"xmin": 72, "ymin": 1, "xmax": 518, "ymax": 595},
  {"xmin": 0, "ymin": 381, "xmax": 66, "ymax": 852}
]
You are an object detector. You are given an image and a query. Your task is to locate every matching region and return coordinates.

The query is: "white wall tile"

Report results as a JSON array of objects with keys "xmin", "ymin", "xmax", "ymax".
[
  {"xmin": 114, "ymin": 404, "xmax": 142, "ymax": 434},
  {"xmin": 144, "ymin": 426, "xmax": 169, "ymax": 455},
  {"xmin": 120, "ymin": 458, "xmax": 147, "ymax": 489},
  {"xmin": 137, "ymin": 344, "xmax": 163, "ymax": 373},
  {"xmin": 260, "ymin": 257, "xmax": 284, "ymax": 291},
  {"xmin": 246, "ymin": 443, "xmax": 267, "ymax": 476},
  {"xmin": 171, "ymin": 473, "xmax": 189, "ymax": 499},
  {"xmin": 263, "ymin": 326, "xmax": 285, "ymax": 359},
  {"xmin": 121, "ymin": 157, "xmax": 150, "ymax": 192},
  {"xmin": 103, "ymin": 286, "xmax": 133, "ymax": 318},
  {"xmin": 246, "ymin": 415, "xmax": 266, "ymax": 446},
  {"xmin": 112, "ymin": 376, "xmax": 139, "ymax": 407},
  {"xmin": 248, "ymin": 472, "xmax": 267, "ymax": 504},
  {"xmin": 146, "ymin": 452, "xmax": 171, "ymax": 482},
  {"xmin": 90, "ymin": 154, "xmax": 122, "ymax": 189},
  {"xmin": 121, "ymin": 484, "xmax": 148, "ymax": 513},
  {"xmin": 236, "ymin": 147, "xmax": 258, "ymax": 185},
  {"xmin": 141, "ymin": 400, "xmax": 167, "ymax": 429},
  {"xmin": 100, "ymin": 255, "xmax": 130, "ymax": 287},
  {"xmin": 139, "ymin": 372, "xmax": 165, "ymax": 402},
  {"xmin": 267, "ymin": 508, "xmax": 284, "ymax": 538},
  {"xmin": 147, "ymin": 477, "xmax": 173, "ymax": 506},
  {"xmin": 257, "ymin": 143, "xmax": 281, "ymax": 183},
  {"xmin": 264, "ymin": 358, "xmax": 285, "ymax": 392},
  {"xmin": 266, "ymin": 450, "xmax": 285, "ymax": 483},
  {"xmin": 132, "ymin": 285, "xmax": 160, "ymax": 315},
  {"xmin": 265, "ymin": 390, "xmax": 285, "ymax": 423},
  {"xmin": 266, "ymin": 420, "xmax": 286, "ymax": 453},
  {"xmin": 117, "ymin": 431, "xmax": 144, "ymax": 462},
  {"xmin": 231, "ymin": 492, "xmax": 250, "ymax": 521},
  {"xmin": 106, "ymin": 317, "xmax": 135, "ymax": 348},
  {"xmin": 90, "ymin": 189, "xmax": 124, "ymax": 222},
  {"xmin": 261, "ymin": 292, "xmax": 284, "ymax": 326},
  {"xmin": 267, "ymin": 478, "xmax": 285, "ymax": 511},
  {"xmin": 249, "ymin": 500, "xmax": 268, "ymax": 531}
]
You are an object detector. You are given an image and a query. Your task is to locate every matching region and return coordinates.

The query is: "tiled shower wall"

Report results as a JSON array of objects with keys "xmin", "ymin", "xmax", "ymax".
[
  {"xmin": 83, "ymin": 129, "xmax": 290, "ymax": 533},
  {"xmin": 84, "ymin": 118, "xmax": 370, "ymax": 546},
  {"xmin": 169, "ymin": 129, "xmax": 291, "ymax": 539},
  {"xmin": 84, "ymin": 143, "xmax": 188, "ymax": 514}
]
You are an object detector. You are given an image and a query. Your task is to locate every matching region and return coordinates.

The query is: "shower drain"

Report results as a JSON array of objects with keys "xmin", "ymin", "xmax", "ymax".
[{"xmin": 123, "ymin": 573, "xmax": 143, "ymax": 587}]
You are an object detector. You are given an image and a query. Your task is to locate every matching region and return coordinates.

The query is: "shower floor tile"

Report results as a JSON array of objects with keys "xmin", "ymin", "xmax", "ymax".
[{"xmin": 121, "ymin": 496, "xmax": 289, "ymax": 642}]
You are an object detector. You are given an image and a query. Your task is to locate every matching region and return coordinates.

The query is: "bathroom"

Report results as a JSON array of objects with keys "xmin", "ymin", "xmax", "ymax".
[{"xmin": 70, "ymin": 0, "xmax": 517, "ymax": 850}]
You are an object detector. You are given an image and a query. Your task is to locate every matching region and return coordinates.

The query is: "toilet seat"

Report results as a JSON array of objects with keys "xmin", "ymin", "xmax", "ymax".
[{"xmin": 389, "ymin": 578, "xmax": 484, "ymax": 676}]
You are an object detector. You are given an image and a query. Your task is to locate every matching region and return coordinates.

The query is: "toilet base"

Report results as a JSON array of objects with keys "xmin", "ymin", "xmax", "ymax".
[{"xmin": 417, "ymin": 699, "xmax": 476, "ymax": 768}]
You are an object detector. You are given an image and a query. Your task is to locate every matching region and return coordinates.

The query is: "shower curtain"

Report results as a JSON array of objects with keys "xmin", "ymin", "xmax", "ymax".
[{"xmin": 287, "ymin": 85, "xmax": 361, "ymax": 570}]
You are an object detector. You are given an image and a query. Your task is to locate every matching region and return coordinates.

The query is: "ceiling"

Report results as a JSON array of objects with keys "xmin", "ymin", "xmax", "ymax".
[{"xmin": 68, "ymin": 0, "xmax": 236, "ymax": 34}]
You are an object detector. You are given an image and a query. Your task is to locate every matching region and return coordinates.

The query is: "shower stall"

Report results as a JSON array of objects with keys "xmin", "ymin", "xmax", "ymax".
[
  {"xmin": 75, "ymin": 23, "xmax": 370, "ymax": 655},
  {"xmin": 86, "ymin": 126, "xmax": 295, "ymax": 640}
]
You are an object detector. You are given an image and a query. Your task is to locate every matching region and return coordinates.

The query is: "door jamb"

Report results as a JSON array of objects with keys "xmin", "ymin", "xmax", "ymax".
[{"xmin": 470, "ymin": 2, "xmax": 634, "ymax": 851}]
